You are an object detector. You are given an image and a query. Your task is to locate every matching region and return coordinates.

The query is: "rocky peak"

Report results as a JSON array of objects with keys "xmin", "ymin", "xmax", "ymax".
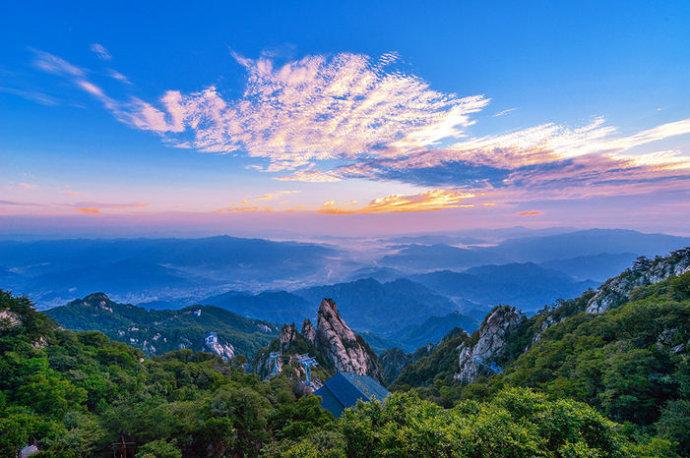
[
  {"xmin": 316, "ymin": 298, "xmax": 382, "ymax": 380},
  {"xmin": 78, "ymin": 293, "xmax": 114, "ymax": 312},
  {"xmin": 586, "ymin": 247, "xmax": 690, "ymax": 314},
  {"xmin": 0, "ymin": 309, "xmax": 22, "ymax": 330},
  {"xmin": 278, "ymin": 324, "xmax": 298, "ymax": 350},
  {"xmin": 301, "ymin": 319, "xmax": 316, "ymax": 344},
  {"xmin": 204, "ymin": 332, "xmax": 235, "ymax": 361},
  {"xmin": 454, "ymin": 306, "xmax": 524, "ymax": 384}
]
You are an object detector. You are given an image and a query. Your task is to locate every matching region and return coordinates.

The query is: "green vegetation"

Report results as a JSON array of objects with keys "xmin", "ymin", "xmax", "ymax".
[
  {"xmin": 45, "ymin": 293, "xmax": 277, "ymax": 358},
  {"xmin": 0, "ymin": 291, "xmax": 330, "ymax": 456},
  {"xmin": 3, "ymin": 269, "xmax": 690, "ymax": 456},
  {"xmin": 282, "ymin": 388, "xmax": 675, "ymax": 457},
  {"xmin": 394, "ymin": 271, "xmax": 690, "ymax": 456}
]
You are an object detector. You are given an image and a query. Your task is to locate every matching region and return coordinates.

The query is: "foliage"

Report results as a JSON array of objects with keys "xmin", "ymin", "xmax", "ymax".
[
  {"xmin": 2, "ymin": 283, "xmax": 688, "ymax": 456},
  {"xmin": 279, "ymin": 388, "xmax": 676, "ymax": 457},
  {"xmin": 45, "ymin": 293, "xmax": 277, "ymax": 358}
]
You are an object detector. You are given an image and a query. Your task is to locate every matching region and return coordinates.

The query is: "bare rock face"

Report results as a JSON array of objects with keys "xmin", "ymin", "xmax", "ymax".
[
  {"xmin": 316, "ymin": 299, "xmax": 383, "ymax": 380},
  {"xmin": 204, "ymin": 332, "xmax": 235, "ymax": 361},
  {"xmin": 586, "ymin": 248, "xmax": 690, "ymax": 314},
  {"xmin": 279, "ymin": 324, "xmax": 298, "ymax": 349},
  {"xmin": 0, "ymin": 309, "xmax": 21, "ymax": 330},
  {"xmin": 80, "ymin": 292, "xmax": 114, "ymax": 313},
  {"xmin": 301, "ymin": 319, "xmax": 316, "ymax": 344},
  {"xmin": 454, "ymin": 306, "xmax": 523, "ymax": 384},
  {"xmin": 255, "ymin": 299, "xmax": 383, "ymax": 384}
]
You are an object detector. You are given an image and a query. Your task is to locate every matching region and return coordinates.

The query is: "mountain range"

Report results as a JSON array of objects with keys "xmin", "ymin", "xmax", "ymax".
[{"xmin": 45, "ymin": 292, "xmax": 278, "ymax": 359}]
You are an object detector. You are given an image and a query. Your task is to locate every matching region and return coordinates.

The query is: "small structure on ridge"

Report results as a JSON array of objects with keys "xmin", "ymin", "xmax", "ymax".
[{"xmin": 315, "ymin": 372, "xmax": 390, "ymax": 418}]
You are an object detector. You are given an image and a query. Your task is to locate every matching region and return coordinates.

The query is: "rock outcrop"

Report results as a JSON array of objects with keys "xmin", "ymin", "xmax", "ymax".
[
  {"xmin": 279, "ymin": 323, "xmax": 299, "ymax": 349},
  {"xmin": 317, "ymin": 299, "xmax": 382, "ymax": 379},
  {"xmin": 301, "ymin": 319, "xmax": 316, "ymax": 344},
  {"xmin": 255, "ymin": 298, "xmax": 383, "ymax": 384},
  {"xmin": 454, "ymin": 306, "xmax": 524, "ymax": 384},
  {"xmin": 204, "ymin": 332, "xmax": 235, "ymax": 361},
  {"xmin": 0, "ymin": 309, "xmax": 21, "ymax": 330},
  {"xmin": 586, "ymin": 248, "xmax": 690, "ymax": 314}
]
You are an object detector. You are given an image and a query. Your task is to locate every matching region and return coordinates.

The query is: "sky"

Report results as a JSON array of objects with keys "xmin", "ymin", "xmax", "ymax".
[{"xmin": 2, "ymin": 1, "xmax": 690, "ymax": 238}]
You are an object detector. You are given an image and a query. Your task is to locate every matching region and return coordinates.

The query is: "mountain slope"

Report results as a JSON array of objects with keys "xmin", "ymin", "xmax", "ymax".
[
  {"xmin": 254, "ymin": 298, "xmax": 384, "ymax": 391},
  {"xmin": 0, "ymin": 236, "xmax": 339, "ymax": 308},
  {"xmin": 380, "ymin": 229, "xmax": 690, "ymax": 272},
  {"xmin": 295, "ymin": 278, "xmax": 458, "ymax": 335},
  {"xmin": 540, "ymin": 252, "xmax": 640, "ymax": 281},
  {"xmin": 199, "ymin": 289, "xmax": 313, "ymax": 324},
  {"xmin": 389, "ymin": 312, "xmax": 479, "ymax": 352},
  {"xmin": 412, "ymin": 263, "xmax": 597, "ymax": 312},
  {"xmin": 45, "ymin": 293, "xmax": 278, "ymax": 358},
  {"xmin": 395, "ymin": 247, "xmax": 690, "ymax": 454}
]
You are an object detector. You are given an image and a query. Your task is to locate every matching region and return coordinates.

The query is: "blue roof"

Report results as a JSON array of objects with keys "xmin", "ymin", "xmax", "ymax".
[{"xmin": 315, "ymin": 372, "xmax": 390, "ymax": 417}]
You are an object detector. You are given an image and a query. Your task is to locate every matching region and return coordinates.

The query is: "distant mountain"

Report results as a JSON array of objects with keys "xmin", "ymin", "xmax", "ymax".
[
  {"xmin": 380, "ymin": 243, "xmax": 508, "ymax": 271},
  {"xmin": 494, "ymin": 229, "xmax": 690, "ymax": 262},
  {"xmin": 344, "ymin": 266, "xmax": 407, "ymax": 282},
  {"xmin": 540, "ymin": 252, "xmax": 640, "ymax": 281},
  {"xmin": 45, "ymin": 293, "xmax": 278, "ymax": 358},
  {"xmin": 199, "ymin": 290, "xmax": 313, "ymax": 324},
  {"xmin": 295, "ymin": 278, "xmax": 458, "ymax": 335},
  {"xmin": 389, "ymin": 312, "xmax": 480, "ymax": 352},
  {"xmin": 381, "ymin": 229, "xmax": 690, "ymax": 272},
  {"xmin": 0, "ymin": 236, "xmax": 339, "ymax": 308},
  {"xmin": 412, "ymin": 263, "xmax": 597, "ymax": 312}
]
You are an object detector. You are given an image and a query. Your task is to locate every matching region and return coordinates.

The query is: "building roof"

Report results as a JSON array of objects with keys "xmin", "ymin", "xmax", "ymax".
[{"xmin": 315, "ymin": 372, "xmax": 390, "ymax": 417}]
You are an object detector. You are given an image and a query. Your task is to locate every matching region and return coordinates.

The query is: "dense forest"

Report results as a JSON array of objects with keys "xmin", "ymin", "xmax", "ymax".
[{"xmin": 2, "ymin": 275, "xmax": 688, "ymax": 456}]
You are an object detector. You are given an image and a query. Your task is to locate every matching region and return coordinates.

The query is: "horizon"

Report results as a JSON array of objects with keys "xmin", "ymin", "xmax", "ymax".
[{"xmin": 2, "ymin": 2, "xmax": 690, "ymax": 237}]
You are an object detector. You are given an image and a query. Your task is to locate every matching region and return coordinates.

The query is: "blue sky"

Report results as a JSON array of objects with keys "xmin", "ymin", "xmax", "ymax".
[{"xmin": 1, "ymin": 1, "xmax": 690, "ymax": 237}]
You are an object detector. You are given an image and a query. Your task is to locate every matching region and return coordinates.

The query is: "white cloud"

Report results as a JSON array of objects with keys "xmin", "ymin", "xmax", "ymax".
[
  {"xmin": 90, "ymin": 43, "xmax": 112, "ymax": 61},
  {"xmin": 107, "ymin": 52, "xmax": 489, "ymax": 170}
]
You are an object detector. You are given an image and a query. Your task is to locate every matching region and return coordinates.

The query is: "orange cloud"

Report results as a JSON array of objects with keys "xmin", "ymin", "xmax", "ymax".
[
  {"xmin": 518, "ymin": 210, "xmax": 543, "ymax": 217},
  {"xmin": 319, "ymin": 189, "xmax": 474, "ymax": 214},
  {"xmin": 77, "ymin": 207, "xmax": 101, "ymax": 215}
]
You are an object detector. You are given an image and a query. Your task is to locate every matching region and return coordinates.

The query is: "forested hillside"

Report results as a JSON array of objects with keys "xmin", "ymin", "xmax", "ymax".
[
  {"xmin": 394, "ymin": 256, "xmax": 690, "ymax": 455},
  {"xmin": 0, "ymin": 289, "xmax": 676, "ymax": 456},
  {"xmin": 46, "ymin": 293, "xmax": 278, "ymax": 359}
]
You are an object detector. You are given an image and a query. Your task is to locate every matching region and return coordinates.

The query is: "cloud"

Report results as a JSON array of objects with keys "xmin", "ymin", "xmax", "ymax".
[
  {"xmin": 32, "ymin": 49, "xmax": 84, "ymax": 77},
  {"xmin": 108, "ymin": 69, "xmax": 130, "ymax": 84},
  {"xmin": 90, "ymin": 43, "xmax": 112, "ymax": 61},
  {"xmin": 319, "ymin": 189, "xmax": 474, "ymax": 214},
  {"xmin": 0, "ymin": 86, "xmax": 58, "ymax": 106},
  {"xmin": 34, "ymin": 49, "xmax": 488, "ymax": 170},
  {"xmin": 77, "ymin": 207, "xmax": 101, "ymax": 215},
  {"xmin": 518, "ymin": 210, "xmax": 543, "ymax": 217},
  {"xmin": 275, "ymin": 170, "xmax": 342, "ymax": 182},
  {"xmin": 255, "ymin": 190, "xmax": 300, "ymax": 201},
  {"xmin": 31, "ymin": 48, "xmax": 690, "ymax": 210},
  {"xmin": 72, "ymin": 202, "xmax": 147, "ymax": 215},
  {"xmin": 494, "ymin": 108, "xmax": 517, "ymax": 117}
]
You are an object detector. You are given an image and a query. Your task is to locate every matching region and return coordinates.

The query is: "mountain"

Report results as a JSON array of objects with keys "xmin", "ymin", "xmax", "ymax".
[
  {"xmin": 344, "ymin": 266, "xmax": 407, "ymax": 282},
  {"xmin": 295, "ymin": 278, "xmax": 458, "ymax": 335},
  {"xmin": 45, "ymin": 292, "xmax": 278, "ymax": 359},
  {"xmin": 397, "ymin": 247, "xmax": 690, "ymax": 390},
  {"xmin": 540, "ymin": 252, "xmax": 640, "ymax": 281},
  {"xmin": 0, "ymin": 284, "xmax": 680, "ymax": 455},
  {"xmin": 199, "ymin": 289, "xmax": 313, "ymax": 324},
  {"xmin": 394, "ymin": 246, "xmax": 690, "ymax": 454},
  {"xmin": 381, "ymin": 229, "xmax": 690, "ymax": 272},
  {"xmin": 389, "ymin": 312, "xmax": 480, "ymax": 352},
  {"xmin": 0, "ymin": 236, "xmax": 339, "ymax": 308},
  {"xmin": 495, "ymin": 228, "xmax": 690, "ymax": 262},
  {"xmin": 411, "ymin": 263, "xmax": 597, "ymax": 312},
  {"xmin": 254, "ymin": 298, "xmax": 383, "ymax": 391},
  {"xmin": 380, "ymin": 243, "xmax": 508, "ymax": 271}
]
